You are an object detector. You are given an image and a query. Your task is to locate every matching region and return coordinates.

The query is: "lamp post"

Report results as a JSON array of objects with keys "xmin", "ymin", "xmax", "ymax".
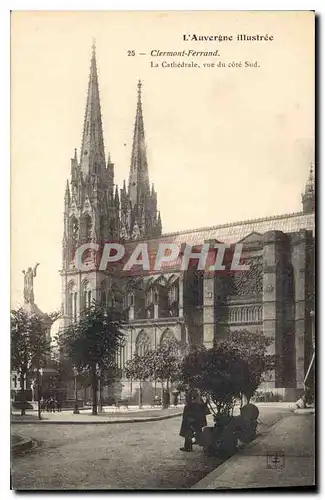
[
  {"xmin": 73, "ymin": 367, "xmax": 79, "ymax": 414},
  {"xmin": 310, "ymin": 310, "xmax": 315, "ymax": 351},
  {"xmin": 303, "ymin": 310, "xmax": 315, "ymax": 405},
  {"xmin": 37, "ymin": 368, "xmax": 43, "ymax": 420}
]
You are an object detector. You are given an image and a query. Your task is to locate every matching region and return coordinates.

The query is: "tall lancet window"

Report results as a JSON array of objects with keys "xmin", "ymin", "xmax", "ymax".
[
  {"xmin": 70, "ymin": 217, "xmax": 79, "ymax": 260},
  {"xmin": 73, "ymin": 292, "xmax": 78, "ymax": 322},
  {"xmin": 136, "ymin": 331, "xmax": 151, "ymax": 357},
  {"xmin": 68, "ymin": 282, "xmax": 78, "ymax": 322},
  {"xmin": 84, "ymin": 213, "xmax": 92, "ymax": 241},
  {"xmin": 101, "ymin": 281, "xmax": 108, "ymax": 306},
  {"xmin": 82, "ymin": 280, "xmax": 92, "ymax": 311}
]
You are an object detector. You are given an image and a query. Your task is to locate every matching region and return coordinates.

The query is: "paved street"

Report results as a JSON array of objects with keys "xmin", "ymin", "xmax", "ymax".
[{"xmin": 11, "ymin": 405, "xmax": 292, "ymax": 490}]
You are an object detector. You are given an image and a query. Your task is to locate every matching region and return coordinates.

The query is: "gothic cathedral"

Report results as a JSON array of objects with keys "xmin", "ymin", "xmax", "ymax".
[{"xmin": 60, "ymin": 45, "xmax": 315, "ymax": 403}]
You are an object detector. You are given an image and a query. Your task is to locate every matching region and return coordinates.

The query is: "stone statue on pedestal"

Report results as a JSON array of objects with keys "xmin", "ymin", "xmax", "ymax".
[{"xmin": 22, "ymin": 263, "xmax": 40, "ymax": 304}]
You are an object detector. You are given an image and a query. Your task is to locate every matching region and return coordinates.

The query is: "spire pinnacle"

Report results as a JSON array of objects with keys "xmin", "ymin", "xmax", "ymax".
[
  {"xmin": 114, "ymin": 184, "xmax": 119, "ymax": 202},
  {"xmin": 79, "ymin": 43, "xmax": 105, "ymax": 177},
  {"xmin": 302, "ymin": 162, "xmax": 315, "ymax": 214},
  {"xmin": 137, "ymin": 80, "xmax": 142, "ymax": 101},
  {"xmin": 64, "ymin": 180, "xmax": 70, "ymax": 205},
  {"xmin": 128, "ymin": 80, "xmax": 149, "ymax": 208}
]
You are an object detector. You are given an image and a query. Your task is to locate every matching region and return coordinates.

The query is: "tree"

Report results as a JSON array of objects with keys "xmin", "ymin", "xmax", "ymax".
[
  {"xmin": 226, "ymin": 330, "xmax": 275, "ymax": 404},
  {"xmin": 60, "ymin": 302, "xmax": 125, "ymax": 415},
  {"xmin": 180, "ymin": 344, "xmax": 245, "ymax": 418},
  {"xmin": 11, "ymin": 307, "xmax": 59, "ymax": 415},
  {"xmin": 148, "ymin": 339, "xmax": 182, "ymax": 393},
  {"xmin": 125, "ymin": 352, "xmax": 152, "ymax": 407}
]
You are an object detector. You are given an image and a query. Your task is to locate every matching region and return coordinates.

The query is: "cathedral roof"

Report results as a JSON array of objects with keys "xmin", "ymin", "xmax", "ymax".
[
  {"xmin": 158, "ymin": 211, "xmax": 315, "ymax": 246},
  {"xmin": 122, "ymin": 211, "xmax": 314, "ymax": 277}
]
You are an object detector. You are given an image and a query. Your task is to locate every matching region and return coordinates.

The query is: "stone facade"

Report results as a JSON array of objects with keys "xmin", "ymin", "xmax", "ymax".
[{"xmin": 60, "ymin": 46, "xmax": 315, "ymax": 403}]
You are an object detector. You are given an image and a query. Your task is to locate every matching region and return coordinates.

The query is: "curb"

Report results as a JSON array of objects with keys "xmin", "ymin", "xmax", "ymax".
[
  {"xmin": 11, "ymin": 411, "xmax": 183, "ymax": 425},
  {"xmin": 11, "ymin": 436, "xmax": 34, "ymax": 454},
  {"xmin": 294, "ymin": 408, "xmax": 315, "ymax": 415}
]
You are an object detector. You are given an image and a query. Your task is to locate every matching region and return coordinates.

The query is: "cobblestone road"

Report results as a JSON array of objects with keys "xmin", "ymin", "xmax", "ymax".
[{"xmin": 11, "ymin": 406, "xmax": 292, "ymax": 490}]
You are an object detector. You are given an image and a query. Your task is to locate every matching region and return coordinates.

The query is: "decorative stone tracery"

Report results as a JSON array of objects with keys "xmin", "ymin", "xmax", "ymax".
[{"xmin": 229, "ymin": 305, "xmax": 262, "ymax": 324}]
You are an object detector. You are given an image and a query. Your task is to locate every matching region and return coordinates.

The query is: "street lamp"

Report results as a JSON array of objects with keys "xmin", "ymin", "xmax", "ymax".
[
  {"xmin": 310, "ymin": 310, "xmax": 315, "ymax": 351},
  {"xmin": 73, "ymin": 367, "xmax": 79, "ymax": 414},
  {"xmin": 37, "ymin": 367, "xmax": 43, "ymax": 420}
]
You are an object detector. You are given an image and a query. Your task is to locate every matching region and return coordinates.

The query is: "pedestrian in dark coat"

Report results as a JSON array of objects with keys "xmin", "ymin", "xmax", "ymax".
[
  {"xmin": 179, "ymin": 391, "xmax": 209, "ymax": 452},
  {"xmin": 172, "ymin": 391, "xmax": 179, "ymax": 407},
  {"xmin": 163, "ymin": 389, "xmax": 170, "ymax": 409}
]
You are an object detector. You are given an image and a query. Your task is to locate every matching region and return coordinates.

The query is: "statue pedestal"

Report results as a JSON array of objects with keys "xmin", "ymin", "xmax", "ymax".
[{"xmin": 22, "ymin": 302, "xmax": 53, "ymax": 341}]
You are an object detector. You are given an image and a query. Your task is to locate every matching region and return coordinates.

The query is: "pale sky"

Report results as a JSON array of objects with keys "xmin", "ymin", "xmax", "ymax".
[{"xmin": 11, "ymin": 11, "xmax": 314, "ymax": 318}]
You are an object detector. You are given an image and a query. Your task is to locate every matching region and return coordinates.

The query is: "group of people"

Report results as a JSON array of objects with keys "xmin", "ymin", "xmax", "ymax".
[
  {"xmin": 179, "ymin": 389, "xmax": 210, "ymax": 452},
  {"xmin": 40, "ymin": 397, "xmax": 62, "ymax": 412}
]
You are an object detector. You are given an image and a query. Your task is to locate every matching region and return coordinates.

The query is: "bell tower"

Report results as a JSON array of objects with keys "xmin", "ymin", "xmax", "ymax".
[
  {"xmin": 120, "ymin": 80, "xmax": 162, "ymax": 240},
  {"xmin": 60, "ymin": 43, "xmax": 119, "ymax": 330}
]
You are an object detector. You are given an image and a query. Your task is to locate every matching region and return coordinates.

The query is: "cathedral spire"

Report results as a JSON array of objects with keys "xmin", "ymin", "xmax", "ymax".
[
  {"xmin": 80, "ymin": 42, "xmax": 106, "ymax": 177},
  {"xmin": 64, "ymin": 180, "xmax": 70, "ymax": 206},
  {"xmin": 302, "ymin": 163, "xmax": 315, "ymax": 214},
  {"xmin": 128, "ymin": 80, "xmax": 150, "ymax": 208}
]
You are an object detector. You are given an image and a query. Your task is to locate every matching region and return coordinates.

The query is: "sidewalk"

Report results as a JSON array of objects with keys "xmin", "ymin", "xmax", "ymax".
[
  {"xmin": 11, "ymin": 405, "xmax": 183, "ymax": 424},
  {"xmin": 193, "ymin": 413, "xmax": 315, "ymax": 489}
]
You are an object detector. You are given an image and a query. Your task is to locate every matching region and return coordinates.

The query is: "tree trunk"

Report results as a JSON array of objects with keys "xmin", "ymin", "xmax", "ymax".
[
  {"xmin": 98, "ymin": 372, "xmax": 103, "ymax": 413},
  {"xmin": 161, "ymin": 381, "xmax": 165, "ymax": 409},
  {"xmin": 20, "ymin": 372, "xmax": 25, "ymax": 416},
  {"xmin": 92, "ymin": 370, "xmax": 98, "ymax": 416}
]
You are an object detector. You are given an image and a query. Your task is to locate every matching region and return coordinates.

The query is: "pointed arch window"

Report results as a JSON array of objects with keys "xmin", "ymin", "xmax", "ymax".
[
  {"xmin": 68, "ymin": 281, "xmax": 78, "ymax": 322},
  {"xmin": 100, "ymin": 281, "xmax": 108, "ymax": 306},
  {"xmin": 145, "ymin": 287, "xmax": 154, "ymax": 307},
  {"xmin": 258, "ymin": 306, "xmax": 262, "ymax": 321},
  {"xmin": 136, "ymin": 331, "xmax": 151, "ymax": 357},
  {"xmin": 82, "ymin": 280, "xmax": 92, "ymax": 311},
  {"xmin": 116, "ymin": 344, "xmax": 126, "ymax": 370},
  {"xmin": 160, "ymin": 328, "xmax": 175, "ymax": 346},
  {"xmin": 84, "ymin": 213, "xmax": 92, "ymax": 242}
]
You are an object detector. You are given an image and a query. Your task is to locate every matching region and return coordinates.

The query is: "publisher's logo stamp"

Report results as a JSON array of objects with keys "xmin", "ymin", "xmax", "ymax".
[{"xmin": 267, "ymin": 451, "xmax": 285, "ymax": 469}]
